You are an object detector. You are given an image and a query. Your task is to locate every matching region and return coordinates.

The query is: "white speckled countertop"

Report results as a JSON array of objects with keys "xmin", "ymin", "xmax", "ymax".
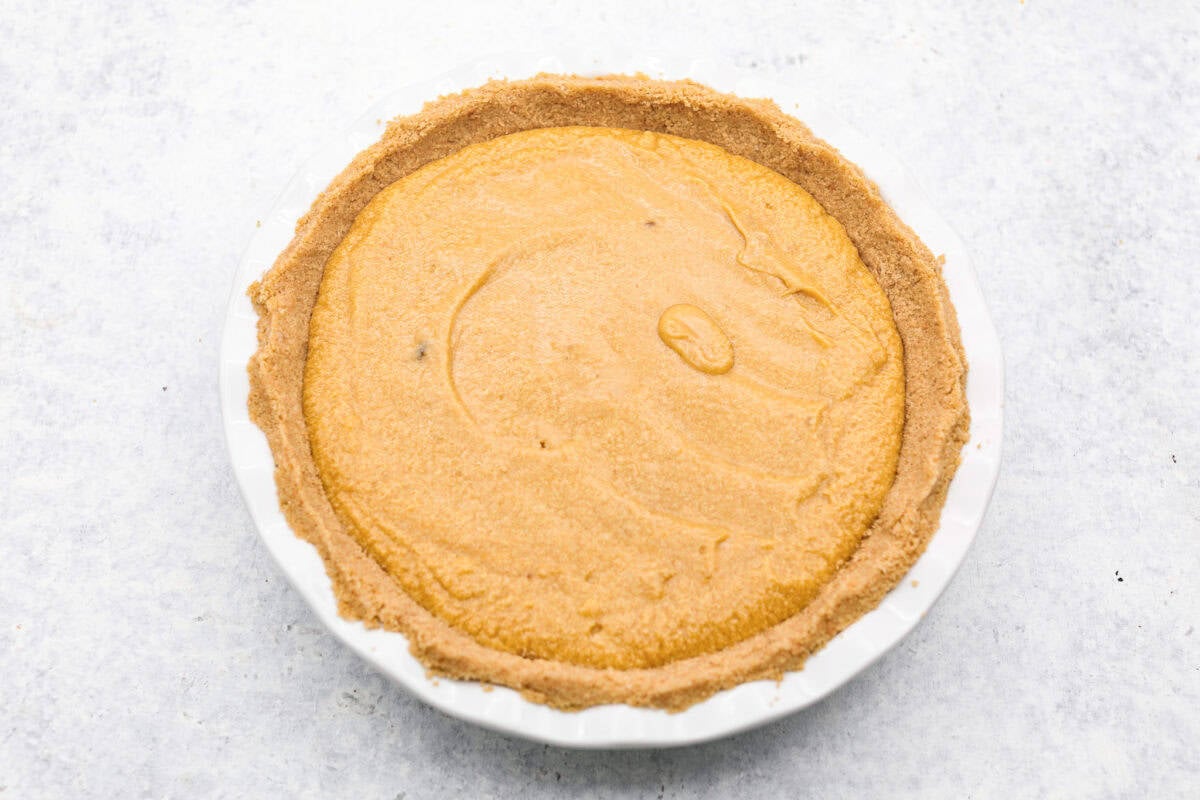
[{"xmin": 2, "ymin": 2, "xmax": 1197, "ymax": 797}]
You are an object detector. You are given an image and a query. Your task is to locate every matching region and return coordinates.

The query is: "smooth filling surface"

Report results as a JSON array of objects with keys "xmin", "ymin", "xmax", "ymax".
[{"xmin": 303, "ymin": 126, "xmax": 905, "ymax": 669}]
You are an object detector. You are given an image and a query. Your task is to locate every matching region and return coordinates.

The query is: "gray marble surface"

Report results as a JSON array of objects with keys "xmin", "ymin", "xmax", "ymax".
[{"xmin": 2, "ymin": 2, "xmax": 1198, "ymax": 797}]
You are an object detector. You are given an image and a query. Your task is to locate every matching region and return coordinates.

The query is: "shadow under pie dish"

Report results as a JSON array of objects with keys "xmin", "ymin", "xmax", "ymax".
[{"xmin": 247, "ymin": 74, "xmax": 969, "ymax": 711}]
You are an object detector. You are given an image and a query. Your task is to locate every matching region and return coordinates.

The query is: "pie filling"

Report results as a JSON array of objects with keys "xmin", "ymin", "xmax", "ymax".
[{"xmin": 302, "ymin": 126, "xmax": 905, "ymax": 670}]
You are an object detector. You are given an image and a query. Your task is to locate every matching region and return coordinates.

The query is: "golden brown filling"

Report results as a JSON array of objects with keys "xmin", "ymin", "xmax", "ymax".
[{"xmin": 303, "ymin": 126, "xmax": 905, "ymax": 669}]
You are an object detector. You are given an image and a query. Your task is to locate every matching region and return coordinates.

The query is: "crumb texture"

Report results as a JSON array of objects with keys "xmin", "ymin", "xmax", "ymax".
[{"xmin": 248, "ymin": 74, "xmax": 968, "ymax": 710}]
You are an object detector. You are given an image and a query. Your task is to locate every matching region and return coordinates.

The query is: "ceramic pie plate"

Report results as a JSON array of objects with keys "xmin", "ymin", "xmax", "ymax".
[{"xmin": 219, "ymin": 53, "xmax": 1004, "ymax": 748}]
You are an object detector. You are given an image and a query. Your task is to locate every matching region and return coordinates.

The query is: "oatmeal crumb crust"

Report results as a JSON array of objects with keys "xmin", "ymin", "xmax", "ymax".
[{"xmin": 247, "ymin": 74, "xmax": 969, "ymax": 711}]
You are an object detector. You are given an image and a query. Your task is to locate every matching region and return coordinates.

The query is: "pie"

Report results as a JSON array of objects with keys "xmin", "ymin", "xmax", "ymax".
[{"xmin": 248, "ymin": 74, "xmax": 969, "ymax": 710}]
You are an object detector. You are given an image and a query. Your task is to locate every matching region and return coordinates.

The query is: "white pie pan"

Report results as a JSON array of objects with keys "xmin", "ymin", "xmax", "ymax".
[{"xmin": 219, "ymin": 53, "xmax": 1004, "ymax": 749}]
